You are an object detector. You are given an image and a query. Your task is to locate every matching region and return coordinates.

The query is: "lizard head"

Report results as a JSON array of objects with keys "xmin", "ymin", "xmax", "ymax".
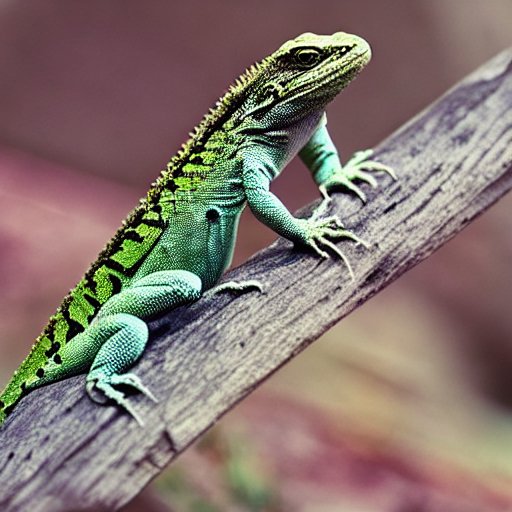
[{"xmin": 236, "ymin": 32, "xmax": 371, "ymax": 126}]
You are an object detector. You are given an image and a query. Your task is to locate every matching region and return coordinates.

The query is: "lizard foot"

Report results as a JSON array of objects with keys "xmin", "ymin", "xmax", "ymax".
[
  {"xmin": 110, "ymin": 373, "xmax": 159, "ymax": 403},
  {"xmin": 320, "ymin": 149, "xmax": 396, "ymax": 203},
  {"xmin": 86, "ymin": 371, "xmax": 157, "ymax": 426},
  {"xmin": 297, "ymin": 215, "xmax": 369, "ymax": 279}
]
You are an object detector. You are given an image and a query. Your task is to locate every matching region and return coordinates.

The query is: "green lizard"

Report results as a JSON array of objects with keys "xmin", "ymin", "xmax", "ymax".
[{"xmin": 0, "ymin": 32, "xmax": 394, "ymax": 426}]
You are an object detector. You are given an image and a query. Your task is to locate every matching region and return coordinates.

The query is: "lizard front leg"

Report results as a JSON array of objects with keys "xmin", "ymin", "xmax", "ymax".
[
  {"xmin": 299, "ymin": 114, "xmax": 396, "ymax": 204},
  {"xmin": 243, "ymin": 165, "xmax": 363, "ymax": 277}
]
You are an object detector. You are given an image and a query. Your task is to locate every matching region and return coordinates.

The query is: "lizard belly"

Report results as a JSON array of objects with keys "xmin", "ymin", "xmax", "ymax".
[{"xmin": 133, "ymin": 204, "xmax": 243, "ymax": 290}]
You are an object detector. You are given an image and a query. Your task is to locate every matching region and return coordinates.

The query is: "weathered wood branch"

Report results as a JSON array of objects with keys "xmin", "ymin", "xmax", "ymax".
[{"xmin": 1, "ymin": 50, "xmax": 511, "ymax": 512}]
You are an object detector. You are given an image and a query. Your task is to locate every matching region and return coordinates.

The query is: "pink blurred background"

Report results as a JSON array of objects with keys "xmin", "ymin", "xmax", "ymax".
[{"xmin": 1, "ymin": 1, "xmax": 512, "ymax": 511}]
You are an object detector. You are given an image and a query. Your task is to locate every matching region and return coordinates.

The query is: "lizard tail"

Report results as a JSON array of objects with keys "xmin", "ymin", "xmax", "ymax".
[
  {"xmin": 0, "ymin": 339, "xmax": 53, "ymax": 425},
  {"xmin": 0, "ymin": 366, "xmax": 35, "ymax": 425}
]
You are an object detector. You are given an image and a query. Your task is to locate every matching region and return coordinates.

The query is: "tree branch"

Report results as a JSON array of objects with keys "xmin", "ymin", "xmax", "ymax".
[{"xmin": 1, "ymin": 49, "xmax": 511, "ymax": 512}]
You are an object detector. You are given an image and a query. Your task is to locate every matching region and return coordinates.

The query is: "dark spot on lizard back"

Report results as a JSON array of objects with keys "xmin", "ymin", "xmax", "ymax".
[
  {"xmin": 142, "ymin": 217, "xmax": 166, "ymax": 229},
  {"xmin": 65, "ymin": 318, "xmax": 85, "ymax": 343},
  {"xmin": 45, "ymin": 341, "xmax": 60, "ymax": 358},
  {"xmin": 84, "ymin": 273, "xmax": 98, "ymax": 295},
  {"xmin": 84, "ymin": 293, "xmax": 101, "ymax": 310},
  {"xmin": 105, "ymin": 259, "xmax": 127, "ymax": 274},
  {"xmin": 190, "ymin": 153, "xmax": 205, "ymax": 165},
  {"xmin": 124, "ymin": 230, "xmax": 145, "ymax": 243},
  {"xmin": 108, "ymin": 273, "xmax": 122, "ymax": 294},
  {"xmin": 166, "ymin": 179, "xmax": 179, "ymax": 193}
]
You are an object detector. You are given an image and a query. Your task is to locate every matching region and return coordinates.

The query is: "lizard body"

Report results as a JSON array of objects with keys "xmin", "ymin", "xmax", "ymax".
[{"xmin": 0, "ymin": 32, "xmax": 394, "ymax": 425}]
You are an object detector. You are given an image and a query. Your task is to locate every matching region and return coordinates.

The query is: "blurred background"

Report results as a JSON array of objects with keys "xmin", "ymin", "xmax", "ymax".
[{"xmin": 1, "ymin": 1, "xmax": 511, "ymax": 511}]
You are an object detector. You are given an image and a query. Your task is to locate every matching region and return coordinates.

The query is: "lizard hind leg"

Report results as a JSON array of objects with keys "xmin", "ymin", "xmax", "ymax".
[
  {"xmin": 85, "ymin": 312, "xmax": 152, "ymax": 426},
  {"xmin": 85, "ymin": 269, "xmax": 203, "ymax": 426}
]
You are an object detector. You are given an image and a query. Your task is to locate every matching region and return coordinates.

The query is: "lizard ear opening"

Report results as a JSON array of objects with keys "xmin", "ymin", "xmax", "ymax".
[{"xmin": 206, "ymin": 208, "xmax": 220, "ymax": 223}]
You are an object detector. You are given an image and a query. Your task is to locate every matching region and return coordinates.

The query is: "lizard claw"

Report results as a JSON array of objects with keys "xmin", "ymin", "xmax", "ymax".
[
  {"xmin": 321, "ymin": 149, "xmax": 396, "ymax": 202},
  {"xmin": 297, "ymin": 215, "xmax": 368, "ymax": 278},
  {"xmin": 311, "ymin": 186, "xmax": 333, "ymax": 221},
  {"xmin": 110, "ymin": 373, "xmax": 158, "ymax": 403},
  {"xmin": 348, "ymin": 148, "xmax": 375, "ymax": 166},
  {"xmin": 86, "ymin": 371, "xmax": 157, "ymax": 426}
]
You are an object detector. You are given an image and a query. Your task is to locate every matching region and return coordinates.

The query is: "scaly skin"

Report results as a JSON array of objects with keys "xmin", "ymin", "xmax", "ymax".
[{"xmin": 0, "ymin": 32, "xmax": 394, "ymax": 425}]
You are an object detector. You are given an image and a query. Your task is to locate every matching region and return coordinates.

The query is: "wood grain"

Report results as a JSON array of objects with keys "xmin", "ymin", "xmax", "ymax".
[{"xmin": 0, "ymin": 49, "xmax": 511, "ymax": 512}]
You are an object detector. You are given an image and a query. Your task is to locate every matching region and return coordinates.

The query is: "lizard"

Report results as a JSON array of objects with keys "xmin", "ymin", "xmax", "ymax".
[{"xmin": 0, "ymin": 32, "xmax": 394, "ymax": 426}]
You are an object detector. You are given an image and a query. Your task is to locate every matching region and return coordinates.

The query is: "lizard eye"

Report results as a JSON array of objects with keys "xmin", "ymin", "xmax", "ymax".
[{"xmin": 293, "ymin": 48, "xmax": 322, "ymax": 69}]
